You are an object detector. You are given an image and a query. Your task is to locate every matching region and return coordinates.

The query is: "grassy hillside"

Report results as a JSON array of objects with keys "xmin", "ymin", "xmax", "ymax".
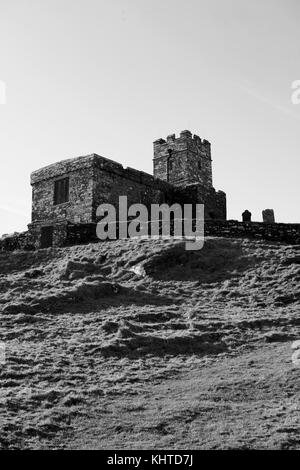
[{"xmin": 0, "ymin": 237, "xmax": 299, "ymax": 449}]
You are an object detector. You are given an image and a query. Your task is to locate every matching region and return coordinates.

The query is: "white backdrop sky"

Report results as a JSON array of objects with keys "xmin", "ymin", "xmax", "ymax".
[{"xmin": 0, "ymin": 0, "xmax": 299, "ymax": 234}]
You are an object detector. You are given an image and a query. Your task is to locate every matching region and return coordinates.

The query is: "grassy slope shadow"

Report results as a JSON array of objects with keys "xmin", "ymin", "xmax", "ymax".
[{"xmin": 142, "ymin": 238, "xmax": 261, "ymax": 283}]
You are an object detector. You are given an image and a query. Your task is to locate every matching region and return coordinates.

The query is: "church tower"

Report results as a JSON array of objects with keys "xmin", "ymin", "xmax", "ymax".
[{"xmin": 153, "ymin": 130, "xmax": 213, "ymax": 188}]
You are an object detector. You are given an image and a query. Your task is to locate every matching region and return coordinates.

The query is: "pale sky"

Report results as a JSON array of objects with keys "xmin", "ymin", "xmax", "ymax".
[{"xmin": 0, "ymin": 0, "xmax": 299, "ymax": 234}]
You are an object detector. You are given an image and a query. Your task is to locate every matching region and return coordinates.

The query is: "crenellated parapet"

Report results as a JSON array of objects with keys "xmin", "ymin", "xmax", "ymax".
[{"xmin": 153, "ymin": 130, "xmax": 213, "ymax": 188}]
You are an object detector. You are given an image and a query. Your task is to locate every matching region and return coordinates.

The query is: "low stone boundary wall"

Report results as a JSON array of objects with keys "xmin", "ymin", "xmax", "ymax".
[
  {"xmin": 0, "ymin": 232, "xmax": 35, "ymax": 252},
  {"xmin": 1, "ymin": 220, "xmax": 299, "ymax": 252},
  {"xmin": 204, "ymin": 220, "xmax": 300, "ymax": 245},
  {"xmin": 64, "ymin": 220, "xmax": 300, "ymax": 246}
]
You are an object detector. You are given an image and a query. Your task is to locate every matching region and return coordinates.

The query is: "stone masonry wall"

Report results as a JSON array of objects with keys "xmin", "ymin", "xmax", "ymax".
[
  {"xmin": 171, "ymin": 184, "xmax": 226, "ymax": 220},
  {"xmin": 2, "ymin": 221, "xmax": 300, "ymax": 252},
  {"xmin": 0, "ymin": 232, "xmax": 34, "ymax": 251},
  {"xmin": 63, "ymin": 220, "xmax": 300, "ymax": 247},
  {"xmin": 31, "ymin": 155, "xmax": 95, "ymax": 225},
  {"xmin": 91, "ymin": 156, "xmax": 226, "ymax": 222},
  {"xmin": 65, "ymin": 220, "xmax": 300, "ymax": 246},
  {"xmin": 91, "ymin": 157, "xmax": 176, "ymax": 220},
  {"xmin": 204, "ymin": 220, "xmax": 300, "ymax": 245},
  {"xmin": 153, "ymin": 130, "xmax": 213, "ymax": 188}
]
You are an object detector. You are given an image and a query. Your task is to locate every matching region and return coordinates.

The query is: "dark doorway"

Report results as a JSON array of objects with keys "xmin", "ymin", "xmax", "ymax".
[{"xmin": 40, "ymin": 226, "xmax": 54, "ymax": 248}]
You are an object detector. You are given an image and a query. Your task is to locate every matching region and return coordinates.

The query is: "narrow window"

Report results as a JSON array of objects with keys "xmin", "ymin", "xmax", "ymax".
[{"xmin": 54, "ymin": 177, "xmax": 69, "ymax": 205}]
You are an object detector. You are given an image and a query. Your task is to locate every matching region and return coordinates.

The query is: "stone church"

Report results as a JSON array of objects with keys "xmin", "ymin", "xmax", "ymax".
[{"xmin": 28, "ymin": 130, "xmax": 226, "ymax": 248}]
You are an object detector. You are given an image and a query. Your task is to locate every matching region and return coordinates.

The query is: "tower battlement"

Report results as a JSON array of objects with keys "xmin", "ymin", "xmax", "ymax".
[
  {"xmin": 153, "ymin": 130, "xmax": 211, "ymax": 150},
  {"xmin": 153, "ymin": 130, "xmax": 212, "ymax": 188}
]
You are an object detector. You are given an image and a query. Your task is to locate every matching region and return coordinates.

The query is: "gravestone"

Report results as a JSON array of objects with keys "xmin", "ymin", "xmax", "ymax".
[
  {"xmin": 242, "ymin": 210, "xmax": 252, "ymax": 222},
  {"xmin": 262, "ymin": 209, "xmax": 275, "ymax": 223}
]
